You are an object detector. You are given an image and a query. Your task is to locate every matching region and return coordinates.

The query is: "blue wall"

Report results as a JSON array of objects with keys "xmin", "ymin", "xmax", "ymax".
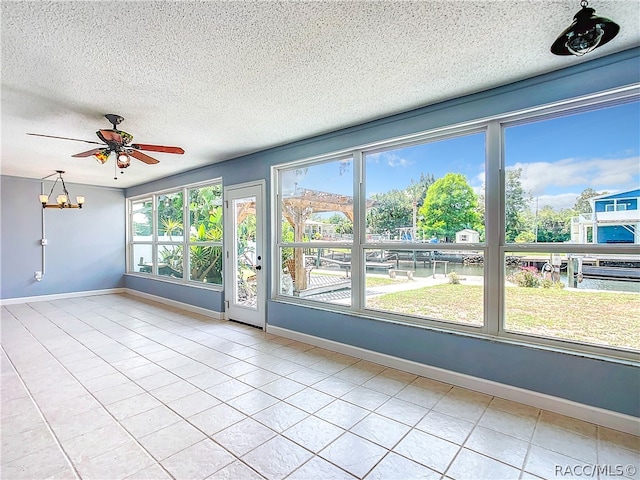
[
  {"xmin": 128, "ymin": 47, "xmax": 639, "ymax": 417},
  {"xmin": 1, "ymin": 176, "xmax": 125, "ymax": 299}
]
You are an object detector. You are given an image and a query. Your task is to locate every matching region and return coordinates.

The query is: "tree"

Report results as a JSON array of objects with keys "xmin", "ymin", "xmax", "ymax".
[
  {"xmin": 367, "ymin": 189, "xmax": 413, "ymax": 236},
  {"xmin": 505, "ymin": 168, "xmax": 532, "ymax": 243},
  {"xmin": 535, "ymin": 206, "xmax": 573, "ymax": 242},
  {"xmin": 418, "ymin": 173, "xmax": 479, "ymax": 241},
  {"xmin": 574, "ymin": 187, "xmax": 605, "ymax": 214}
]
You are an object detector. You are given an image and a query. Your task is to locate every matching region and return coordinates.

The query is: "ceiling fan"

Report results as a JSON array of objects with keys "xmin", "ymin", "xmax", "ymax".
[{"xmin": 28, "ymin": 114, "xmax": 184, "ymax": 178}]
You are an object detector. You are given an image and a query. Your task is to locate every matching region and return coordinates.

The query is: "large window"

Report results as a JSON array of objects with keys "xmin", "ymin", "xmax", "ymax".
[
  {"xmin": 277, "ymin": 157, "xmax": 354, "ymax": 305},
  {"xmin": 128, "ymin": 181, "xmax": 223, "ymax": 286},
  {"xmin": 502, "ymin": 101, "xmax": 640, "ymax": 351},
  {"xmin": 273, "ymin": 94, "xmax": 639, "ymax": 359}
]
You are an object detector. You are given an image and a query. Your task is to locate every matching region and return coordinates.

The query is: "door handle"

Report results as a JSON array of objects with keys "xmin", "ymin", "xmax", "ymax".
[{"xmin": 255, "ymin": 265, "xmax": 262, "ymax": 270}]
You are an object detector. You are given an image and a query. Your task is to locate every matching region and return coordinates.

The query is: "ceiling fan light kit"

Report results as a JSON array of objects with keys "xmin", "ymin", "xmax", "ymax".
[
  {"xmin": 27, "ymin": 114, "xmax": 185, "ymax": 179},
  {"xmin": 551, "ymin": 0, "xmax": 620, "ymax": 56}
]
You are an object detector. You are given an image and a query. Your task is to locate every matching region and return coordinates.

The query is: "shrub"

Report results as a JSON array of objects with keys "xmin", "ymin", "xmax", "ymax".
[
  {"xmin": 508, "ymin": 266, "xmax": 541, "ymax": 288},
  {"xmin": 448, "ymin": 271, "xmax": 461, "ymax": 284}
]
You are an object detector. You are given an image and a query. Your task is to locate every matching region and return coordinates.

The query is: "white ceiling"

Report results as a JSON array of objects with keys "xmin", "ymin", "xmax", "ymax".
[{"xmin": 2, "ymin": 1, "xmax": 639, "ymax": 188}]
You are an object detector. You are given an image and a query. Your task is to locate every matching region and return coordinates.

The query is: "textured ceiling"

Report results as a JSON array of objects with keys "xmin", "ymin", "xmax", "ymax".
[{"xmin": 2, "ymin": 1, "xmax": 639, "ymax": 188}]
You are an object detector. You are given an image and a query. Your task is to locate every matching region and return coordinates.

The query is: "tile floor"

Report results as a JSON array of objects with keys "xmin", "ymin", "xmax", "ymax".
[{"xmin": 1, "ymin": 293, "xmax": 638, "ymax": 480}]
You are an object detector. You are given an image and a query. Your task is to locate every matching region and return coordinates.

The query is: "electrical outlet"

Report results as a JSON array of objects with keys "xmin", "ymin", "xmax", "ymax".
[
  {"xmin": 41, "ymin": 239, "xmax": 48, "ymax": 246},
  {"xmin": 34, "ymin": 271, "xmax": 43, "ymax": 281}
]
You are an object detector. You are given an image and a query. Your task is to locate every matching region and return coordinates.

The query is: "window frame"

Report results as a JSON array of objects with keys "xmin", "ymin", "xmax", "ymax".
[
  {"xmin": 271, "ymin": 87, "xmax": 640, "ymax": 361},
  {"xmin": 127, "ymin": 178, "xmax": 224, "ymax": 289}
]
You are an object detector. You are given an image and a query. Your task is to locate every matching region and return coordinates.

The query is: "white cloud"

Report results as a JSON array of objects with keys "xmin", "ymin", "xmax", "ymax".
[
  {"xmin": 510, "ymin": 156, "xmax": 639, "ymax": 197},
  {"xmin": 532, "ymin": 193, "xmax": 580, "ymax": 211},
  {"xmin": 368, "ymin": 152, "xmax": 414, "ymax": 168}
]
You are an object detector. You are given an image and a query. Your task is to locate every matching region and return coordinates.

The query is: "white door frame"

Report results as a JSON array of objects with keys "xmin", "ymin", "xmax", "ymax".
[{"xmin": 223, "ymin": 180, "xmax": 267, "ymax": 328}]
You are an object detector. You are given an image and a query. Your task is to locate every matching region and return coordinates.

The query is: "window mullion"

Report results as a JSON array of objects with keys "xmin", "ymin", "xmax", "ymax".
[{"xmin": 486, "ymin": 121, "xmax": 502, "ymax": 336}]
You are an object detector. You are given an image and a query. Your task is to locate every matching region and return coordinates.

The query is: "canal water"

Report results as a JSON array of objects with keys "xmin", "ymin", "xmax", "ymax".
[{"xmin": 399, "ymin": 262, "xmax": 640, "ymax": 293}]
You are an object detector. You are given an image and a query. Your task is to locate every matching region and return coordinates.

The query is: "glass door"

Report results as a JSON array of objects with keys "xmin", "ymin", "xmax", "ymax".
[{"xmin": 224, "ymin": 182, "xmax": 265, "ymax": 328}]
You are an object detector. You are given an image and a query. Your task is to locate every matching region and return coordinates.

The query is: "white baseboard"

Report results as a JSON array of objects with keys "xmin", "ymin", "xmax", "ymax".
[
  {"xmin": 124, "ymin": 289, "xmax": 223, "ymax": 320},
  {"xmin": 0, "ymin": 288, "xmax": 126, "ymax": 306},
  {"xmin": 267, "ymin": 325, "xmax": 640, "ymax": 436}
]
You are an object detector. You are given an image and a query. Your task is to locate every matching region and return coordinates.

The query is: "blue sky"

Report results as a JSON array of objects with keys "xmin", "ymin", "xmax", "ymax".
[{"xmin": 285, "ymin": 101, "xmax": 639, "ymax": 211}]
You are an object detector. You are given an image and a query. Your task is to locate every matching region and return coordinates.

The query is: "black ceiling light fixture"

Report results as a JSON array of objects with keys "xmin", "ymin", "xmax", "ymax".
[{"xmin": 551, "ymin": 0, "xmax": 620, "ymax": 56}]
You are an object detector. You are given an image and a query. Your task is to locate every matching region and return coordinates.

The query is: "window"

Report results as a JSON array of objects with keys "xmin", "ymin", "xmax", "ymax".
[
  {"xmin": 277, "ymin": 157, "xmax": 354, "ymax": 305},
  {"xmin": 503, "ymin": 100, "xmax": 639, "ymax": 352},
  {"xmin": 363, "ymin": 132, "xmax": 486, "ymax": 327},
  {"xmin": 128, "ymin": 180, "xmax": 223, "ymax": 286},
  {"xmin": 273, "ymin": 93, "xmax": 639, "ymax": 359}
]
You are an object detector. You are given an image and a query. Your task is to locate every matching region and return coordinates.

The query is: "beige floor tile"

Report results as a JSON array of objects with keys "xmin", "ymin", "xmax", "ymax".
[
  {"xmin": 92, "ymin": 382, "xmax": 146, "ymax": 405},
  {"xmin": 135, "ymin": 370, "xmax": 182, "ymax": 391},
  {"xmin": 395, "ymin": 384, "xmax": 448, "ymax": 409},
  {"xmin": 1, "ymin": 444, "xmax": 70, "ymax": 480},
  {"xmin": 186, "ymin": 369, "xmax": 232, "ymax": 390},
  {"xmin": 416, "ymin": 410, "xmax": 475, "ymax": 445},
  {"xmin": 341, "ymin": 386, "xmax": 390, "ymax": 411},
  {"xmin": 478, "ymin": 406, "xmax": 537, "ymax": 441},
  {"xmin": 227, "ymin": 389, "xmax": 279, "ymax": 416},
  {"xmin": 286, "ymin": 387, "xmax": 335, "ymax": 413},
  {"xmin": 375, "ymin": 397, "xmax": 429, "ymax": 426},
  {"xmin": 243, "ymin": 435, "xmax": 313, "ymax": 480},
  {"xmin": 351, "ymin": 412, "xmax": 411, "ymax": 449},
  {"xmin": 283, "ymin": 415, "xmax": 345, "ymax": 453},
  {"xmin": 166, "ymin": 390, "xmax": 220, "ymax": 417},
  {"xmin": 187, "ymin": 403, "xmax": 247, "ymax": 435},
  {"xmin": 532, "ymin": 423, "xmax": 597, "ymax": 463},
  {"xmin": 393, "ymin": 430, "xmax": 460, "ymax": 473},
  {"xmin": 252, "ymin": 401, "xmax": 309, "ymax": 432},
  {"xmin": 213, "ymin": 418, "xmax": 276, "ymax": 456},
  {"xmin": 162, "ymin": 439, "xmax": 235, "ymax": 480},
  {"xmin": 208, "ymin": 460, "xmax": 264, "ymax": 480},
  {"xmin": 599, "ymin": 426, "xmax": 640, "ymax": 452},
  {"xmin": 287, "ymin": 367, "xmax": 329, "ymax": 385},
  {"xmin": 120, "ymin": 405, "xmax": 183, "ymax": 438},
  {"xmin": 149, "ymin": 379, "xmax": 200, "ymax": 403},
  {"xmin": 259, "ymin": 377, "xmax": 306, "ymax": 400},
  {"xmin": 465, "ymin": 425, "xmax": 529, "ymax": 468},
  {"xmin": 138, "ymin": 421, "xmax": 206, "ymax": 461},
  {"xmin": 538, "ymin": 410, "xmax": 597, "ymax": 438},
  {"xmin": 365, "ymin": 452, "xmax": 440, "ymax": 480},
  {"xmin": 320, "ymin": 432, "xmax": 388, "ymax": 478},
  {"xmin": 0, "ymin": 424, "xmax": 58, "ymax": 464},
  {"xmin": 432, "ymin": 391, "xmax": 489, "ymax": 423},
  {"xmin": 61, "ymin": 422, "xmax": 132, "ymax": 463},
  {"xmin": 206, "ymin": 378, "xmax": 254, "ymax": 401},
  {"xmin": 47, "ymin": 407, "xmax": 114, "ymax": 441},
  {"xmin": 125, "ymin": 463, "xmax": 173, "ymax": 479},
  {"xmin": 75, "ymin": 440, "xmax": 155, "ymax": 480},
  {"xmin": 446, "ymin": 448, "xmax": 520, "ymax": 480},
  {"xmin": 289, "ymin": 456, "xmax": 357, "ymax": 479},
  {"xmin": 525, "ymin": 444, "xmax": 591, "ymax": 480},
  {"xmin": 313, "ymin": 376, "xmax": 358, "ymax": 397},
  {"xmin": 362, "ymin": 374, "xmax": 408, "ymax": 396},
  {"xmin": 236, "ymin": 368, "xmax": 281, "ymax": 388},
  {"xmin": 488, "ymin": 396, "xmax": 540, "ymax": 418},
  {"xmin": 316, "ymin": 399, "xmax": 369, "ymax": 429},
  {"xmin": 104, "ymin": 392, "xmax": 163, "ymax": 420}
]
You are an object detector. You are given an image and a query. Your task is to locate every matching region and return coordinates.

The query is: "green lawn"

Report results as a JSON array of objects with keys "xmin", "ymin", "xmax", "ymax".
[{"xmin": 366, "ymin": 284, "xmax": 640, "ymax": 350}]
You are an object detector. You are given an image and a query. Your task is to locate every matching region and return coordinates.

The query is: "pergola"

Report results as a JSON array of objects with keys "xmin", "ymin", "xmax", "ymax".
[{"xmin": 235, "ymin": 188, "xmax": 354, "ymax": 290}]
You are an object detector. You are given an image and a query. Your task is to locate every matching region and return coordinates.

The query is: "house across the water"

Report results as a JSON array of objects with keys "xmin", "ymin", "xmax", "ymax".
[{"xmin": 572, "ymin": 189, "xmax": 640, "ymax": 244}]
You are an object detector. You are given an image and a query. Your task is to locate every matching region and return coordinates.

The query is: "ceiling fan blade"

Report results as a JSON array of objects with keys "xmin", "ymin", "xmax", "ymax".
[
  {"xmin": 131, "ymin": 143, "xmax": 185, "ymax": 154},
  {"xmin": 71, "ymin": 148, "xmax": 107, "ymax": 158},
  {"xmin": 129, "ymin": 149, "xmax": 160, "ymax": 164},
  {"xmin": 27, "ymin": 133, "xmax": 103, "ymax": 145},
  {"xmin": 97, "ymin": 129, "xmax": 123, "ymax": 144}
]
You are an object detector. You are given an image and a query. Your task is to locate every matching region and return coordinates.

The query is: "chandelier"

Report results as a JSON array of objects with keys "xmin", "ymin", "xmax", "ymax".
[{"xmin": 39, "ymin": 170, "xmax": 85, "ymax": 209}]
